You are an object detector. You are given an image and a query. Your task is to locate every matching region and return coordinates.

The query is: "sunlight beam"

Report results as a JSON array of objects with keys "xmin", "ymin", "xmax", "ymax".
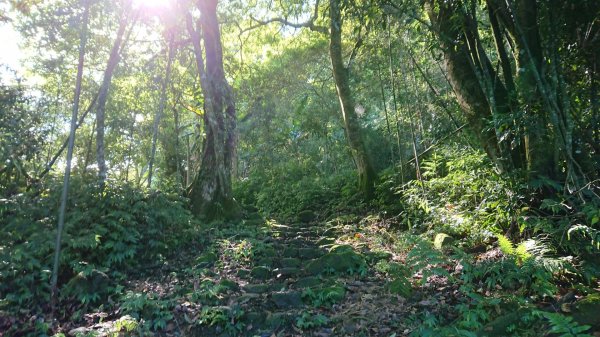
[{"xmin": 133, "ymin": 0, "xmax": 171, "ymax": 10}]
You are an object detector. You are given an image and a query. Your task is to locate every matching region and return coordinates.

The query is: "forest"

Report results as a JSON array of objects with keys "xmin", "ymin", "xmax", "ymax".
[{"xmin": 0, "ymin": 0, "xmax": 599, "ymax": 336}]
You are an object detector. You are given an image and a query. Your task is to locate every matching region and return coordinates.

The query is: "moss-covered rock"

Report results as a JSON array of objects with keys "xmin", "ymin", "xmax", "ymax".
[
  {"xmin": 317, "ymin": 237, "xmax": 336, "ymax": 246},
  {"xmin": 306, "ymin": 249, "xmax": 365, "ymax": 275},
  {"xmin": 298, "ymin": 247, "xmax": 322, "ymax": 259},
  {"xmin": 295, "ymin": 276, "xmax": 322, "ymax": 288},
  {"xmin": 572, "ymin": 293, "xmax": 600, "ymax": 329},
  {"xmin": 271, "ymin": 291, "xmax": 303, "ymax": 308},
  {"xmin": 274, "ymin": 267, "xmax": 301, "ymax": 278},
  {"xmin": 256, "ymin": 257, "xmax": 276, "ymax": 268},
  {"xmin": 243, "ymin": 284, "xmax": 270, "ymax": 294},
  {"xmin": 329, "ymin": 244, "xmax": 354, "ymax": 254},
  {"xmin": 219, "ymin": 279, "xmax": 239, "ymax": 292},
  {"xmin": 196, "ymin": 251, "xmax": 218, "ymax": 267},
  {"xmin": 298, "ymin": 210, "xmax": 317, "ymax": 223},
  {"xmin": 281, "ymin": 258, "xmax": 302, "ymax": 268},
  {"xmin": 251, "ymin": 266, "xmax": 271, "ymax": 280},
  {"xmin": 365, "ymin": 251, "xmax": 393, "ymax": 264},
  {"xmin": 434, "ymin": 233, "xmax": 455, "ymax": 250}
]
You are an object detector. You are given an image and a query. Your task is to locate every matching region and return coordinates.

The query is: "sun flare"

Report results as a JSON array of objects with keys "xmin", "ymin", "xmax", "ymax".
[{"xmin": 133, "ymin": 0, "xmax": 171, "ymax": 9}]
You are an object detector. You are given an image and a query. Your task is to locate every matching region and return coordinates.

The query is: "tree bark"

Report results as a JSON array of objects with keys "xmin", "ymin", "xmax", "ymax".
[
  {"xmin": 486, "ymin": 0, "xmax": 526, "ymax": 169},
  {"xmin": 329, "ymin": 0, "xmax": 376, "ymax": 199},
  {"xmin": 148, "ymin": 32, "xmax": 175, "ymax": 188},
  {"xmin": 96, "ymin": 10, "xmax": 129, "ymax": 186},
  {"xmin": 511, "ymin": 0, "xmax": 555, "ymax": 178},
  {"xmin": 51, "ymin": 0, "xmax": 89, "ymax": 308},
  {"xmin": 426, "ymin": 0, "xmax": 508, "ymax": 170},
  {"xmin": 186, "ymin": 0, "xmax": 239, "ymax": 219}
]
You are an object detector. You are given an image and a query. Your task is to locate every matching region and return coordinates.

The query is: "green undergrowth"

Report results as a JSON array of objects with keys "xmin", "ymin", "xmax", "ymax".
[
  {"xmin": 233, "ymin": 144, "xmax": 600, "ymax": 336},
  {"xmin": 0, "ymin": 176, "xmax": 200, "ymax": 335},
  {"xmin": 372, "ymin": 145, "xmax": 599, "ymax": 336},
  {"xmin": 234, "ymin": 166, "xmax": 363, "ymax": 222},
  {"xmin": 1, "ymin": 145, "xmax": 598, "ymax": 337}
]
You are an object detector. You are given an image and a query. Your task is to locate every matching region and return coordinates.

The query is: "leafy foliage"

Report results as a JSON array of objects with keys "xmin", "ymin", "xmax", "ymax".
[
  {"xmin": 235, "ymin": 167, "xmax": 360, "ymax": 221},
  {"xmin": 0, "ymin": 177, "xmax": 198, "ymax": 317},
  {"xmin": 0, "ymin": 79, "xmax": 44, "ymax": 195},
  {"xmin": 295, "ymin": 311, "xmax": 328, "ymax": 330}
]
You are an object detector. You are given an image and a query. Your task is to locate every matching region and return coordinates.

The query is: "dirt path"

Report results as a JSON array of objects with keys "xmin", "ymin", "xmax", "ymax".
[
  {"xmin": 181, "ymin": 219, "xmax": 414, "ymax": 337},
  {"xmin": 66, "ymin": 218, "xmax": 456, "ymax": 336}
]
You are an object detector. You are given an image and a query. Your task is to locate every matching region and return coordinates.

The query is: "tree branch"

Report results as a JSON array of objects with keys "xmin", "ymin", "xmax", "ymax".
[
  {"xmin": 347, "ymin": 24, "xmax": 369, "ymax": 69},
  {"xmin": 241, "ymin": 0, "xmax": 327, "ymax": 35},
  {"xmin": 37, "ymin": 93, "xmax": 98, "ymax": 180}
]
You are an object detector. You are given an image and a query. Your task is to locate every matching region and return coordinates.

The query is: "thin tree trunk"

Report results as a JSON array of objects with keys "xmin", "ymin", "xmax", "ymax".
[
  {"xmin": 124, "ymin": 111, "xmax": 136, "ymax": 182},
  {"xmin": 37, "ymin": 93, "xmax": 98, "ymax": 180},
  {"xmin": 148, "ymin": 32, "xmax": 175, "ymax": 188},
  {"xmin": 83, "ymin": 118, "xmax": 96, "ymax": 173},
  {"xmin": 96, "ymin": 9, "xmax": 129, "ymax": 186},
  {"xmin": 172, "ymin": 104, "xmax": 185, "ymax": 187},
  {"xmin": 487, "ymin": 0, "xmax": 527, "ymax": 169},
  {"xmin": 329, "ymin": 0, "xmax": 376, "ymax": 199},
  {"xmin": 502, "ymin": 0, "xmax": 558, "ymax": 178},
  {"xmin": 51, "ymin": 0, "xmax": 89, "ymax": 309},
  {"xmin": 377, "ymin": 63, "xmax": 396, "ymax": 167},
  {"xmin": 185, "ymin": 135, "xmax": 191, "ymax": 187},
  {"xmin": 407, "ymin": 49, "xmax": 461, "ymax": 129},
  {"xmin": 408, "ymin": 62, "xmax": 424, "ymax": 182},
  {"xmin": 387, "ymin": 22, "xmax": 405, "ymax": 183}
]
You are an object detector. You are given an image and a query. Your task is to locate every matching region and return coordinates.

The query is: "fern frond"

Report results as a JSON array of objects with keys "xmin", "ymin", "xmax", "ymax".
[
  {"xmin": 568, "ymin": 224, "xmax": 600, "ymax": 250},
  {"xmin": 496, "ymin": 234, "xmax": 515, "ymax": 256}
]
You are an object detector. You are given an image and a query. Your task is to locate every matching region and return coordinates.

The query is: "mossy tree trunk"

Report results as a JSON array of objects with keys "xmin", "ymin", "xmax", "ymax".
[
  {"xmin": 329, "ymin": 0, "xmax": 376, "ymax": 199},
  {"xmin": 186, "ymin": 0, "xmax": 239, "ymax": 220},
  {"xmin": 511, "ymin": 0, "xmax": 555, "ymax": 179},
  {"xmin": 426, "ymin": 0, "xmax": 508, "ymax": 171}
]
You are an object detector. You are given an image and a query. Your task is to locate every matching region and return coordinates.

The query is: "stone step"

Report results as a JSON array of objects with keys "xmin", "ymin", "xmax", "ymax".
[
  {"xmin": 298, "ymin": 247, "xmax": 323, "ymax": 259},
  {"xmin": 280, "ymin": 258, "xmax": 301, "ymax": 268},
  {"xmin": 272, "ymin": 267, "xmax": 301, "ymax": 279},
  {"xmin": 292, "ymin": 276, "xmax": 322, "ymax": 289},
  {"xmin": 243, "ymin": 283, "xmax": 271, "ymax": 294},
  {"xmin": 270, "ymin": 291, "xmax": 303, "ymax": 309},
  {"xmin": 250, "ymin": 266, "xmax": 271, "ymax": 280}
]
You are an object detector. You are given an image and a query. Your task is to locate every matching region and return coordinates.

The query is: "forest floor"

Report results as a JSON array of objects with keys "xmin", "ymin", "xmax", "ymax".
[{"xmin": 58, "ymin": 213, "xmax": 600, "ymax": 337}]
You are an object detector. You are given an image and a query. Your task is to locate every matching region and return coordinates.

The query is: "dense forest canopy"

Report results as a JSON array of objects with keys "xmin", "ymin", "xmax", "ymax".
[{"xmin": 0, "ymin": 0, "xmax": 599, "ymax": 336}]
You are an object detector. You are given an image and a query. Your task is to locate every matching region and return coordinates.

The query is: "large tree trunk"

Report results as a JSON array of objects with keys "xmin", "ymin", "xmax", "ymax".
[
  {"xmin": 186, "ymin": 0, "xmax": 239, "ymax": 220},
  {"xmin": 329, "ymin": 0, "xmax": 376, "ymax": 199},
  {"xmin": 510, "ymin": 0, "xmax": 556, "ymax": 178},
  {"xmin": 96, "ymin": 10, "xmax": 129, "ymax": 186},
  {"xmin": 427, "ymin": 0, "xmax": 520, "ymax": 171},
  {"xmin": 426, "ymin": 0, "xmax": 506, "ymax": 170}
]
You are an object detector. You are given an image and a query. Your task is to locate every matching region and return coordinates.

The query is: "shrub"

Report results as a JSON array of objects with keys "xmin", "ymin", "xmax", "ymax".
[{"xmin": 0, "ymin": 177, "xmax": 199, "ymax": 317}]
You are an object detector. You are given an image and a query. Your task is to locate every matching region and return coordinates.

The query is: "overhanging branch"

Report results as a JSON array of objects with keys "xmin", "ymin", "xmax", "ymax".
[{"xmin": 241, "ymin": 0, "xmax": 327, "ymax": 35}]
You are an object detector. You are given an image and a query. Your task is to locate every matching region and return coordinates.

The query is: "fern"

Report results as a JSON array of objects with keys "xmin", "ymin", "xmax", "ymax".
[
  {"xmin": 567, "ymin": 224, "xmax": 600, "ymax": 250},
  {"xmin": 542, "ymin": 312, "xmax": 592, "ymax": 337},
  {"xmin": 497, "ymin": 234, "xmax": 515, "ymax": 256}
]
